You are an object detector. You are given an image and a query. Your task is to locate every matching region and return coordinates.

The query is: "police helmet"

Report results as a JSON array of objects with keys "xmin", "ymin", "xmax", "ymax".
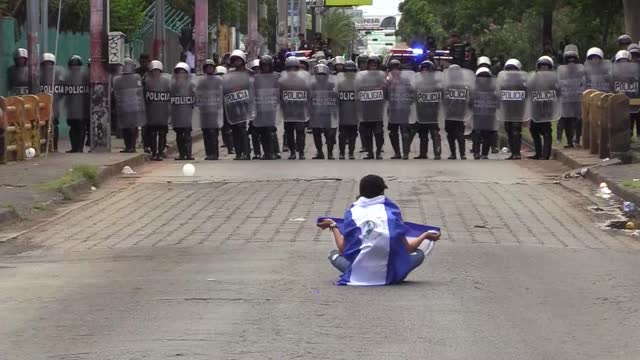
[
  {"xmin": 586, "ymin": 47, "xmax": 604, "ymax": 60},
  {"xmin": 259, "ymin": 55, "xmax": 274, "ymax": 67},
  {"xmin": 285, "ymin": 56, "xmax": 300, "ymax": 69},
  {"xmin": 14, "ymin": 48, "xmax": 28, "ymax": 60},
  {"xmin": 298, "ymin": 57, "xmax": 310, "ymax": 70},
  {"xmin": 475, "ymin": 67, "xmax": 492, "ymax": 77},
  {"xmin": 618, "ymin": 34, "xmax": 633, "ymax": 46},
  {"xmin": 388, "ymin": 59, "xmax": 401, "ymax": 70},
  {"xmin": 41, "ymin": 53, "xmax": 56, "ymax": 64},
  {"xmin": 215, "ymin": 66, "xmax": 228, "ymax": 75},
  {"xmin": 248, "ymin": 58, "xmax": 260, "ymax": 70},
  {"xmin": 334, "ymin": 56, "xmax": 346, "ymax": 65},
  {"xmin": 504, "ymin": 58, "xmax": 522, "ymax": 71},
  {"xmin": 344, "ymin": 60, "xmax": 357, "ymax": 72},
  {"xmin": 536, "ymin": 56, "xmax": 554, "ymax": 69},
  {"xmin": 628, "ymin": 44, "xmax": 640, "ymax": 55},
  {"xmin": 315, "ymin": 64, "xmax": 331, "ymax": 75},
  {"xmin": 174, "ymin": 62, "xmax": 191, "ymax": 73},
  {"xmin": 615, "ymin": 50, "xmax": 632, "ymax": 63},
  {"xmin": 448, "ymin": 64, "xmax": 462, "ymax": 70},
  {"xmin": 68, "ymin": 55, "xmax": 83, "ymax": 66},
  {"xmin": 230, "ymin": 49, "xmax": 247, "ymax": 65},
  {"xmin": 477, "ymin": 56, "xmax": 491, "ymax": 68},
  {"xmin": 148, "ymin": 60, "xmax": 164, "ymax": 72},
  {"xmin": 357, "ymin": 54, "xmax": 369, "ymax": 65},
  {"xmin": 368, "ymin": 55, "xmax": 380, "ymax": 65},
  {"xmin": 419, "ymin": 60, "xmax": 435, "ymax": 71},
  {"xmin": 203, "ymin": 59, "xmax": 216, "ymax": 72},
  {"xmin": 122, "ymin": 58, "xmax": 137, "ymax": 74}
]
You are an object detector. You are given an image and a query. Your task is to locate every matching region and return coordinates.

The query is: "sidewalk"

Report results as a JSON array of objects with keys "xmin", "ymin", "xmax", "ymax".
[{"xmin": 0, "ymin": 131, "xmax": 199, "ymax": 225}]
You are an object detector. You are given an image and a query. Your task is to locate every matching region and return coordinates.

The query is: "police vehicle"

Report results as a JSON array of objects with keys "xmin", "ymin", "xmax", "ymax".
[{"xmin": 382, "ymin": 48, "xmax": 426, "ymax": 71}]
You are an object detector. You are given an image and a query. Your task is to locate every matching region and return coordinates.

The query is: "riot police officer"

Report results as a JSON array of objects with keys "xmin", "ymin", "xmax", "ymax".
[
  {"xmin": 216, "ymin": 65, "xmax": 235, "ymax": 156},
  {"xmin": 144, "ymin": 60, "xmax": 171, "ymax": 161},
  {"xmin": 7, "ymin": 48, "xmax": 29, "ymax": 96},
  {"xmin": 253, "ymin": 55, "xmax": 281, "ymax": 160},
  {"xmin": 413, "ymin": 60, "xmax": 443, "ymax": 159},
  {"xmin": 279, "ymin": 57, "xmax": 309, "ymax": 160},
  {"xmin": 196, "ymin": 59, "xmax": 225, "ymax": 160},
  {"xmin": 557, "ymin": 45, "xmax": 586, "ymax": 148},
  {"xmin": 223, "ymin": 50, "xmax": 252, "ymax": 160},
  {"xmin": 39, "ymin": 53, "xmax": 64, "ymax": 151},
  {"xmin": 170, "ymin": 62, "xmax": 196, "ymax": 160},
  {"xmin": 442, "ymin": 64, "xmax": 474, "ymax": 160},
  {"xmin": 357, "ymin": 54, "xmax": 369, "ymax": 72},
  {"xmin": 355, "ymin": 55, "xmax": 386, "ymax": 160},
  {"xmin": 333, "ymin": 56, "xmax": 346, "ymax": 74},
  {"xmin": 337, "ymin": 60, "xmax": 359, "ymax": 160},
  {"xmin": 63, "ymin": 55, "xmax": 90, "ymax": 153},
  {"xmin": 113, "ymin": 58, "xmax": 146, "ymax": 153},
  {"xmin": 471, "ymin": 67, "xmax": 498, "ymax": 159},
  {"xmin": 497, "ymin": 58, "xmax": 527, "ymax": 160},
  {"xmin": 310, "ymin": 64, "xmax": 338, "ymax": 159},
  {"xmin": 386, "ymin": 59, "xmax": 415, "ymax": 160},
  {"xmin": 527, "ymin": 56, "xmax": 559, "ymax": 160}
]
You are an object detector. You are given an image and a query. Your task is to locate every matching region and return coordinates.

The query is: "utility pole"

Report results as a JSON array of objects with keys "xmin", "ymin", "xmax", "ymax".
[
  {"xmin": 40, "ymin": 0, "xmax": 48, "ymax": 54},
  {"xmin": 153, "ymin": 0, "xmax": 165, "ymax": 63},
  {"xmin": 277, "ymin": 0, "xmax": 288, "ymax": 50},
  {"xmin": 89, "ymin": 0, "xmax": 111, "ymax": 152},
  {"xmin": 298, "ymin": 0, "xmax": 306, "ymax": 40},
  {"xmin": 26, "ymin": 0, "xmax": 40, "ymax": 94},
  {"xmin": 194, "ymin": 0, "xmax": 208, "ymax": 74},
  {"xmin": 314, "ymin": 0, "xmax": 322, "ymax": 34},
  {"xmin": 247, "ymin": 0, "xmax": 258, "ymax": 60},
  {"xmin": 289, "ymin": 0, "xmax": 295, "ymax": 49}
]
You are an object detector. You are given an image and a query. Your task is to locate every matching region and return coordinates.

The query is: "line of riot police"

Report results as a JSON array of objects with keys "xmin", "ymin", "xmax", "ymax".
[{"xmin": 9, "ymin": 43, "xmax": 638, "ymax": 161}]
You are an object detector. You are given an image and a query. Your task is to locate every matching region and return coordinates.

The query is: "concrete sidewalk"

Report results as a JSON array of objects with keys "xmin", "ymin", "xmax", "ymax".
[{"xmin": 0, "ymin": 131, "xmax": 200, "ymax": 225}]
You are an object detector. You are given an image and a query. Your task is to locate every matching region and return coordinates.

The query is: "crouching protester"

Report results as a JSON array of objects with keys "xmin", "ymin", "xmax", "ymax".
[{"xmin": 317, "ymin": 175, "xmax": 441, "ymax": 286}]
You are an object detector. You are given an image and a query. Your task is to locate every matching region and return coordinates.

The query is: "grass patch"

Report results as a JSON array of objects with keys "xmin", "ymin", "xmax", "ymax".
[
  {"xmin": 32, "ymin": 203, "xmax": 50, "ymax": 211},
  {"xmin": 622, "ymin": 180, "xmax": 640, "ymax": 190},
  {"xmin": 40, "ymin": 165, "xmax": 98, "ymax": 194},
  {"xmin": 1, "ymin": 203, "xmax": 16, "ymax": 211}
]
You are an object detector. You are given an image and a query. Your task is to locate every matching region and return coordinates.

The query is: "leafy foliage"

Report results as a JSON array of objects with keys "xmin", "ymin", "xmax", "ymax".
[
  {"xmin": 398, "ymin": 0, "xmax": 625, "ymax": 69},
  {"xmin": 321, "ymin": 8, "xmax": 357, "ymax": 56},
  {"xmin": 110, "ymin": 0, "xmax": 146, "ymax": 40}
]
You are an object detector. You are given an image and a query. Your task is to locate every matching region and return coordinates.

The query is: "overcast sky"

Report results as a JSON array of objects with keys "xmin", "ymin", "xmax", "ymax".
[{"xmin": 360, "ymin": 0, "xmax": 401, "ymax": 15}]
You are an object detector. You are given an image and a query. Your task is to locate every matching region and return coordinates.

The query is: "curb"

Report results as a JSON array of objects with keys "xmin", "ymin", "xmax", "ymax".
[
  {"xmin": 0, "ymin": 131, "xmax": 203, "ymax": 226},
  {"xmin": 499, "ymin": 132, "xmax": 640, "ymax": 205}
]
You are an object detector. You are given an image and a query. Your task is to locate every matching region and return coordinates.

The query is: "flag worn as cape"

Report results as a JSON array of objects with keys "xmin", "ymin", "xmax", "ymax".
[{"xmin": 318, "ymin": 195, "xmax": 440, "ymax": 286}]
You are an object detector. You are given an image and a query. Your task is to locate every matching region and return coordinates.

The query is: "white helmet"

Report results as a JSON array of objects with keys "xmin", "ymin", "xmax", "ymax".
[
  {"xmin": 615, "ymin": 50, "xmax": 632, "ymax": 62},
  {"xmin": 504, "ymin": 58, "xmax": 522, "ymax": 70},
  {"xmin": 628, "ymin": 44, "xmax": 640, "ymax": 55},
  {"xmin": 248, "ymin": 58, "xmax": 260, "ymax": 69},
  {"xmin": 448, "ymin": 64, "xmax": 461, "ymax": 70},
  {"xmin": 536, "ymin": 56, "xmax": 554, "ymax": 68},
  {"xmin": 475, "ymin": 67, "xmax": 492, "ymax": 76},
  {"xmin": 174, "ymin": 62, "xmax": 191, "ymax": 73},
  {"xmin": 334, "ymin": 56, "xmax": 346, "ymax": 65},
  {"xmin": 149, "ymin": 60, "xmax": 164, "ymax": 72},
  {"xmin": 41, "ymin": 52, "xmax": 56, "ymax": 64},
  {"xmin": 230, "ymin": 49, "xmax": 247, "ymax": 65},
  {"xmin": 477, "ymin": 56, "xmax": 491, "ymax": 67},
  {"xmin": 586, "ymin": 47, "xmax": 604, "ymax": 60},
  {"xmin": 14, "ymin": 48, "xmax": 28, "ymax": 60},
  {"xmin": 215, "ymin": 66, "xmax": 227, "ymax": 75},
  {"xmin": 315, "ymin": 64, "xmax": 331, "ymax": 75}
]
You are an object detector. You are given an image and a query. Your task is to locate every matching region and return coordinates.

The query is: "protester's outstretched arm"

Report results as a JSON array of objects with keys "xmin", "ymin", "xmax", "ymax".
[
  {"xmin": 317, "ymin": 219, "xmax": 345, "ymax": 254},
  {"xmin": 404, "ymin": 231, "xmax": 440, "ymax": 253}
]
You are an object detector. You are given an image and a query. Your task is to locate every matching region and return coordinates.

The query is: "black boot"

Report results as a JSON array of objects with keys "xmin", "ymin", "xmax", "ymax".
[
  {"xmin": 271, "ymin": 130, "xmax": 281, "ymax": 159},
  {"xmin": 327, "ymin": 136, "xmax": 335, "ymax": 160},
  {"xmin": 447, "ymin": 134, "xmax": 457, "ymax": 159},
  {"xmin": 415, "ymin": 136, "xmax": 428, "ymax": 159},
  {"xmin": 374, "ymin": 131, "xmax": 384, "ymax": 160},
  {"xmin": 457, "ymin": 131, "xmax": 467, "ymax": 160},
  {"xmin": 149, "ymin": 130, "xmax": 159, "ymax": 161},
  {"xmin": 251, "ymin": 127, "xmax": 262, "ymax": 159},
  {"xmin": 120, "ymin": 128, "xmax": 131, "ymax": 153},
  {"xmin": 158, "ymin": 130, "xmax": 167, "ymax": 160},
  {"xmin": 312, "ymin": 129, "xmax": 324, "ymax": 159},
  {"xmin": 174, "ymin": 130, "xmax": 186, "ymax": 160},
  {"xmin": 184, "ymin": 130, "xmax": 195, "ymax": 161},
  {"xmin": 389, "ymin": 129, "xmax": 401, "ymax": 159},
  {"xmin": 542, "ymin": 132, "xmax": 552, "ymax": 160},
  {"xmin": 401, "ymin": 129, "xmax": 412, "ymax": 160},
  {"xmin": 472, "ymin": 132, "xmax": 481, "ymax": 159},
  {"xmin": 348, "ymin": 130, "xmax": 356, "ymax": 160},
  {"xmin": 338, "ymin": 130, "xmax": 346, "ymax": 160},
  {"xmin": 261, "ymin": 129, "xmax": 274, "ymax": 160},
  {"xmin": 128, "ymin": 129, "xmax": 138, "ymax": 153},
  {"xmin": 53, "ymin": 120, "xmax": 59, "ymax": 152}
]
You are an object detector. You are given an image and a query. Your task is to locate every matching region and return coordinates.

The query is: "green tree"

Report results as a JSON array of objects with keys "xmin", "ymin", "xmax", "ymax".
[
  {"xmin": 321, "ymin": 8, "xmax": 357, "ymax": 56},
  {"xmin": 110, "ymin": 0, "xmax": 146, "ymax": 40}
]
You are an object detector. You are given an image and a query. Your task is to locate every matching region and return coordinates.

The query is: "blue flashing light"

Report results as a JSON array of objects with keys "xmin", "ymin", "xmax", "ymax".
[{"xmin": 411, "ymin": 48, "xmax": 424, "ymax": 55}]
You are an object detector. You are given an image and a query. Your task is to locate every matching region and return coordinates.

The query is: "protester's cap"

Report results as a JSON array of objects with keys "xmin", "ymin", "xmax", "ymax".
[{"xmin": 359, "ymin": 175, "xmax": 388, "ymax": 199}]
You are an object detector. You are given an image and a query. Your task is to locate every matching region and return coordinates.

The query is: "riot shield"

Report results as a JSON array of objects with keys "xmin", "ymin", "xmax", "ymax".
[
  {"xmin": 253, "ymin": 73, "xmax": 281, "ymax": 128},
  {"xmin": 442, "ymin": 67, "xmax": 474, "ymax": 121},
  {"xmin": 194, "ymin": 74, "xmax": 224, "ymax": 129},
  {"xmin": 527, "ymin": 71, "xmax": 560, "ymax": 123},
  {"xmin": 222, "ymin": 70, "xmax": 256, "ymax": 125},
  {"xmin": 279, "ymin": 71, "xmax": 310, "ymax": 123},
  {"xmin": 413, "ymin": 71, "xmax": 443, "ymax": 125},
  {"xmin": 612, "ymin": 62, "xmax": 640, "ymax": 98},
  {"xmin": 472, "ymin": 76, "xmax": 498, "ymax": 131},
  {"xmin": 585, "ymin": 60, "xmax": 612, "ymax": 92},
  {"xmin": 336, "ymin": 72, "xmax": 358, "ymax": 126},
  {"xmin": 63, "ymin": 67, "xmax": 89, "ymax": 120},
  {"xmin": 496, "ymin": 70, "xmax": 528, "ymax": 123},
  {"xmin": 386, "ymin": 70, "xmax": 416, "ymax": 125},
  {"xmin": 113, "ymin": 73, "xmax": 147, "ymax": 129},
  {"xmin": 309, "ymin": 74, "xmax": 338, "ymax": 129},
  {"xmin": 169, "ymin": 74, "xmax": 196, "ymax": 128},
  {"xmin": 40, "ymin": 65, "xmax": 65, "ymax": 119},
  {"xmin": 144, "ymin": 73, "xmax": 172, "ymax": 127},
  {"xmin": 557, "ymin": 63, "xmax": 586, "ymax": 118},
  {"xmin": 8, "ymin": 66, "xmax": 29, "ymax": 96},
  {"xmin": 354, "ymin": 70, "xmax": 386, "ymax": 123}
]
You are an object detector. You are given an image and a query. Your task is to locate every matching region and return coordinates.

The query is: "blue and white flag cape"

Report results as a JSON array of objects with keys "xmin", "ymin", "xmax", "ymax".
[{"xmin": 318, "ymin": 195, "xmax": 440, "ymax": 286}]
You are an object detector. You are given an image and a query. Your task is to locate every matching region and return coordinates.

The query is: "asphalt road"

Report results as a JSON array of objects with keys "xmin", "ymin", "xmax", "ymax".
[{"xmin": 1, "ymin": 139, "xmax": 639, "ymax": 360}]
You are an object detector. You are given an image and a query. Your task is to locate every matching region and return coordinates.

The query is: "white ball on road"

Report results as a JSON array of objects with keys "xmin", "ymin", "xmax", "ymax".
[
  {"xmin": 25, "ymin": 147, "xmax": 36, "ymax": 159},
  {"xmin": 182, "ymin": 163, "xmax": 195, "ymax": 177}
]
